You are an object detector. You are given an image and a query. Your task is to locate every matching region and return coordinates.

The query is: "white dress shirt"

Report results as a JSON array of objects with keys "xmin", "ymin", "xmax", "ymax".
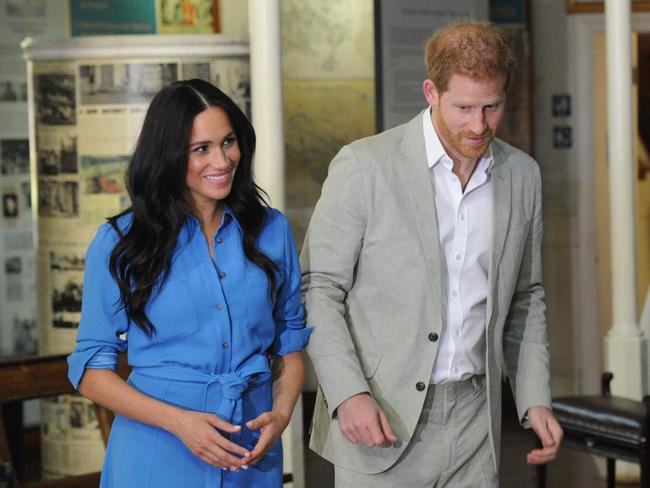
[{"xmin": 421, "ymin": 108, "xmax": 494, "ymax": 384}]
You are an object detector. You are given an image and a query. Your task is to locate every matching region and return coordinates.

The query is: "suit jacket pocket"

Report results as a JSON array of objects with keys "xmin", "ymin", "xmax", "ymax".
[
  {"xmin": 358, "ymin": 349, "xmax": 382, "ymax": 379},
  {"xmin": 147, "ymin": 279, "xmax": 200, "ymax": 343}
]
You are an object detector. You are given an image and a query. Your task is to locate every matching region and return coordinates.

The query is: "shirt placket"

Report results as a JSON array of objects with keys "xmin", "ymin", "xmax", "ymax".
[
  {"xmin": 210, "ymin": 221, "xmax": 234, "ymax": 368},
  {"xmin": 447, "ymin": 176, "xmax": 467, "ymax": 379}
]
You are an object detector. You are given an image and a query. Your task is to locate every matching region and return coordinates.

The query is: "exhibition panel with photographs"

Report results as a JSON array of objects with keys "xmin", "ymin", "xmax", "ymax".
[
  {"xmin": 24, "ymin": 36, "xmax": 250, "ymax": 479},
  {"xmin": 0, "ymin": 0, "xmax": 68, "ymax": 357}
]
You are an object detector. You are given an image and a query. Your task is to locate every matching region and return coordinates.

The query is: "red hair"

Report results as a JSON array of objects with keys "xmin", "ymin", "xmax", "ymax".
[{"xmin": 424, "ymin": 21, "xmax": 516, "ymax": 92}]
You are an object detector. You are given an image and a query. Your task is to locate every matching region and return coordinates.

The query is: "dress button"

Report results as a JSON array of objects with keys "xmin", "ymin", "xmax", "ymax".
[
  {"xmin": 219, "ymin": 271, "xmax": 226, "ymax": 279},
  {"xmin": 428, "ymin": 332, "xmax": 439, "ymax": 342},
  {"xmin": 416, "ymin": 381, "xmax": 426, "ymax": 392},
  {"xmin": 222, "ymin": 342, "xmax": 229, "ymax": 349},
  {"xmin": 216, "ymin": 303, "xmax": 224, "ymax": 310},
  {"xmin": 216, "ymin": 237, "xmax": 223, "ymax": 244}
]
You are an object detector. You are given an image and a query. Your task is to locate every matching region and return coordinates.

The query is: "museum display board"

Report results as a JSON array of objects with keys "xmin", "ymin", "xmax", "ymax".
[
  {"xmin": 23, "ymin": 34, "xmax": 249, "ymax": 478},
  {"xmin": 0, "ymin": 0, "xmax": 68, "ymax": 358},
  {"xmin": 374, "ymin": 0, "xmax": 490, "ymax": 131},
  {"xmin": 282, "ymin": 0, "xmax": 376, "ymax": 246}
]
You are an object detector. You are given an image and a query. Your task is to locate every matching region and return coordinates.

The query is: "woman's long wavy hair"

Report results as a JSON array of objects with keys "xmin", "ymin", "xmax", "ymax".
[{"xmin": 108, "ymin": 79, "xmax": 277, "ymax": 336}]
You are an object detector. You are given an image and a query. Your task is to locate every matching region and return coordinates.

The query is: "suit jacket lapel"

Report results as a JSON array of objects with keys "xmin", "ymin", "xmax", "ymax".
[
  {"xmin": 486, "ymin": 144, "xmax": 512, "ymax": 330},
  {"xmin": 396, "ymin": 114, "xmax": 444, "ymax": 317}
]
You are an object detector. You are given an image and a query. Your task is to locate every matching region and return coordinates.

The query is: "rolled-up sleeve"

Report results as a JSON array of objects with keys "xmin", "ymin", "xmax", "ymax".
[
  {"xmin": 269, "ymin": 214, "xmax": 312, "ymax": 358},
  {"xmin": 67, "ymin": 224, "xmax": 128, "ymax": 388}
]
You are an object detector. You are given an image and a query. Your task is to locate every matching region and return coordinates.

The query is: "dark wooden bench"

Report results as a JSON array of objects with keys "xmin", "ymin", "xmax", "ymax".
[
  {"xmin": 0, "ymin": 353, "xmax": 129, "ymax": 488},
  {"xmin": 538, "ymin": 372, "xmax": 649, "ymax": 488}
]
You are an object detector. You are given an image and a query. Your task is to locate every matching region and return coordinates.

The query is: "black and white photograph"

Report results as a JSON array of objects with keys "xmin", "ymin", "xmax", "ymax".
[
  {"xmin": 50, "ymin": 250, "xmax": 83, "ymax": 329},
  {"xmin": 12, "ymin": 315, "xmax": 37, "ymax": 354},
  {"xmin": 18, "ymin": 81, "xmax": 27, "ymax": 101},
  {"xmin": 41, "ymin": 397, "xmax": 70, "ymax": 437},
  {"xmin": 36, "ymin": 73, "xmax": 76, "ymax": 125},
  {"xmin": 5, "ymin": 255, "xmax": 21, "ymax": 274},
  {"xmin": 50, "ymin": 251, "xmax": 84, "ymax": 272},
  {"xmin": 1, "ymin": 139, "xmax": 29, "ymax": 175},
  {"xmin": 182, "ymin": 62, "xmax": 210, "ymax": 81},
  {"xmin": 37, "ymin": 131, "xmax": 78, "ymax": 175},
  {"xmin": 20, "ymin": 181, "xmax": 31, "ymax": 209},
  {"xmin": 0, "ymin": 80, "xmax": 20, "ymax": 101},
  {"xmin": 210, "ymin": 60, "xmax": 251, "ymax": 117},
  {"xmin": 38, "ymin": 179, "xmax": 79, "ymax": 218},
  {"xmin": 7, "ymin": 0, "xmax": 47, "ymax": 17},
  {"xmin": 2, "ymin": 192, "xmax": 18, "ymax": 218},
  {"xmin": 51, "ymin": 277, "xmax": 82, "ymax": 328},
  {"xmin": 79, "ymin": 62, "xmax": 178, "ymax": 105},
  {"xmin": 4, "ymin": 255, "xmax": 24, "ymax": 302}
]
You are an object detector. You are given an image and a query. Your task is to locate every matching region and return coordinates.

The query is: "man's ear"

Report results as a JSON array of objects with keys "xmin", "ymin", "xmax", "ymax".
[{"xmin": 423, "ymin": 79, "xmax": 440, "ymax": 107}]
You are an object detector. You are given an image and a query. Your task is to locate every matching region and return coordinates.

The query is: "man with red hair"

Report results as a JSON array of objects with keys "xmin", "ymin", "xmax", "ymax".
[{"xmin": 302, "ymin": 21, "xmax": 562, "ymax": 486}]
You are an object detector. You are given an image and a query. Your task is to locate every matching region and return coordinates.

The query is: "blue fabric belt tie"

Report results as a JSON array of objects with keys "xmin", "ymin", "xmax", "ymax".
[{"xmin": 132, "ymin": 365, "xmax": 271, "ymax": 427}]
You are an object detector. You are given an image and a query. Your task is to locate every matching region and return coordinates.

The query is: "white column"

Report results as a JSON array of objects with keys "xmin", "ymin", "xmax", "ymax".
[
  {"xmin": 605, "ymin": 0, "xmax": 648, "ymax": 394},
  {"xmin": 604, "ymin": 0, "xmax": 648, "ymax": 398},
  {"xmin": 248, "ymin": 3, "xmax": 305, "ymax": 488},
  {"xmin": 604, "ymin": 2, "xmax": 648, "ymax": 481},
  {"xmin": 248, "ymin": 0, "xmax": 285, "ymax": 211}
]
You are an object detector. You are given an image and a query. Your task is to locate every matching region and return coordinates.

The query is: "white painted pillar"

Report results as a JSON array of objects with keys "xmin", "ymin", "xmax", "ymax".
[
  {"xmin": 248, "ymin": 3, "xmax": 305, "ymax": 488},
  {"xmin": 248, "ymin": 0, "xmax": 285, "ymax": 211},
  {"xmin": 603, "ymin": 0, "xmax": 648, "ymax": 399},
  {"xmin": 604, "ymin": 1, "xmax": 648, "ymax": 481}
]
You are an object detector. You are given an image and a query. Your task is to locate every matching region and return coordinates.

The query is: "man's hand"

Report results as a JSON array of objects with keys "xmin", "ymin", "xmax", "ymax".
[
  {"xmin": 526, "ymin": 406, "xmax": 563, "ymax": 464},
  {"xmin": 337, "ymin": 393, "xmax": 398, "ymax": 447}
]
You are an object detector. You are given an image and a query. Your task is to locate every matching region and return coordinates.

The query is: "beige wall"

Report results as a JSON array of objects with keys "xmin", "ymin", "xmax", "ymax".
[{"xmin": 530, "ymin": 0, "xmax": 578, "ymax": 395}]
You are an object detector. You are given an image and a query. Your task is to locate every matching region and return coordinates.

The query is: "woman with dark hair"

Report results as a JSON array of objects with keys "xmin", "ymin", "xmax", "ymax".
[{"xmin": 68, "ymin": 79, "xmax": 311, "ymax": 487}]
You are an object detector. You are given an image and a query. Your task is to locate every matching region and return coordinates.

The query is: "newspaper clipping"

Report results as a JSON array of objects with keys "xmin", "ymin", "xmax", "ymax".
[
  {"xmin": 32, "ymin": 52, "xmax": 250, "ymax": 478},
  {"xmin": 0, "ymin": 57, "xmax": 37, "ymax": 356},
  {"xmin": 41, "ymin": 395, "xmax": 105, "ymax": 478}
]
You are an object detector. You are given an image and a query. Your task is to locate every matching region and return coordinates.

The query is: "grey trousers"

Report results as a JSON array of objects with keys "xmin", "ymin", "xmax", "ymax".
[{"xmin": 335, "ymin": 375, "xmax": 498, "ymax": 488}]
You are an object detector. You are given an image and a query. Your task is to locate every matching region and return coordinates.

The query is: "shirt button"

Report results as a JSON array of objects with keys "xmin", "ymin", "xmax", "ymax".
[
  {"xmin": 219, "ymin": 271, "xmax": 226, "ymax": 279},
  {"xmin": 459, "ymin": 214, "xmax": 465, "ymax": 221},
  {"xmin": 455, "ymin": 254, "xmax": 461, "ymax": 260},
  {"xmin": 416, "ymin": 382, "xmax": 426, "ymax": 392},
  {"xmin": 216, "ymin": 303, "xmax": 224, "ymax": 310},
  {"xmin": 222, "ymin": 342, "xmax": 229, "ymax": 349},
  {"xmin": 428, "ymin": 332, "xmax": 439, "ymax": 342},
  {"xmin": 454, "ymin": 329, "xmax": 460, "ymax": 336},
  {"xmin": 216, "ymin": 237, "xmax": 223, "ymax": 244},
  {"xmin": 451, "ymin": 290, "xmax": 458, "ymax": 297},
  {"xmin": 453, "ymin": 367, "xmax": 459, "ymax": 374}
]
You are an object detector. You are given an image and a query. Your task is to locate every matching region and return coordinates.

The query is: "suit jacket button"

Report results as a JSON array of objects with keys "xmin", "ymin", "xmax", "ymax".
[
  {"xmin": 428, "ymin": 332, "xmax": 439, "ymax": 342},
  {"xmin": 416, "ymin": 381, "xmax": 426, "ymax": 391}
]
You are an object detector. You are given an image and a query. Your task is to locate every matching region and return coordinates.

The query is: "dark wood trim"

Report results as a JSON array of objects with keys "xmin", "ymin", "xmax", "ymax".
[
  {"xmin": 212, "ymin": 0, "xmax": 221, "ymax": 33},
  {"xmin": 22, "ymin": 473, "xmax": 101, "ymax": 488},
  {"xmin": 0, "ymin": 354, "xmax": 130, "ymax": 403},
  {"xmin": 566, "ymin": 0, "xmax": 650, "ymax": 13}
]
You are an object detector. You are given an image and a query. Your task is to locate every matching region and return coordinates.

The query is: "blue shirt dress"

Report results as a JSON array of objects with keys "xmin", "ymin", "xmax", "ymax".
[{"xmin": 67, "ymin": 207, "xmax": 312, "ymax": 488}]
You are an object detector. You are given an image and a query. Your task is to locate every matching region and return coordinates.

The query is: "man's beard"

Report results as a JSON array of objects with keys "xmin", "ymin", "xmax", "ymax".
[{"xmin": 434, "ymin": 106, "xmax": 494, "ymax": 160}]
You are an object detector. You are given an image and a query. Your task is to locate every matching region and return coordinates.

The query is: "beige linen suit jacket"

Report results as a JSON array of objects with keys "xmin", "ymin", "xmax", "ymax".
[{"xmin": 301, "ymin": 113, "xmax": 551, "ymax": 475}]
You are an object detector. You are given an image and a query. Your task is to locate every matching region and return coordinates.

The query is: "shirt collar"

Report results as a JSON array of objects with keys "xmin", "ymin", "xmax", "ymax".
[
  {"xmin": 421, "ymin": 107, "xmax": 494, "ymax": 175},
  {"xmin": 185, "ymin": 204, "xmax": 239, "ymax": 233}
]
